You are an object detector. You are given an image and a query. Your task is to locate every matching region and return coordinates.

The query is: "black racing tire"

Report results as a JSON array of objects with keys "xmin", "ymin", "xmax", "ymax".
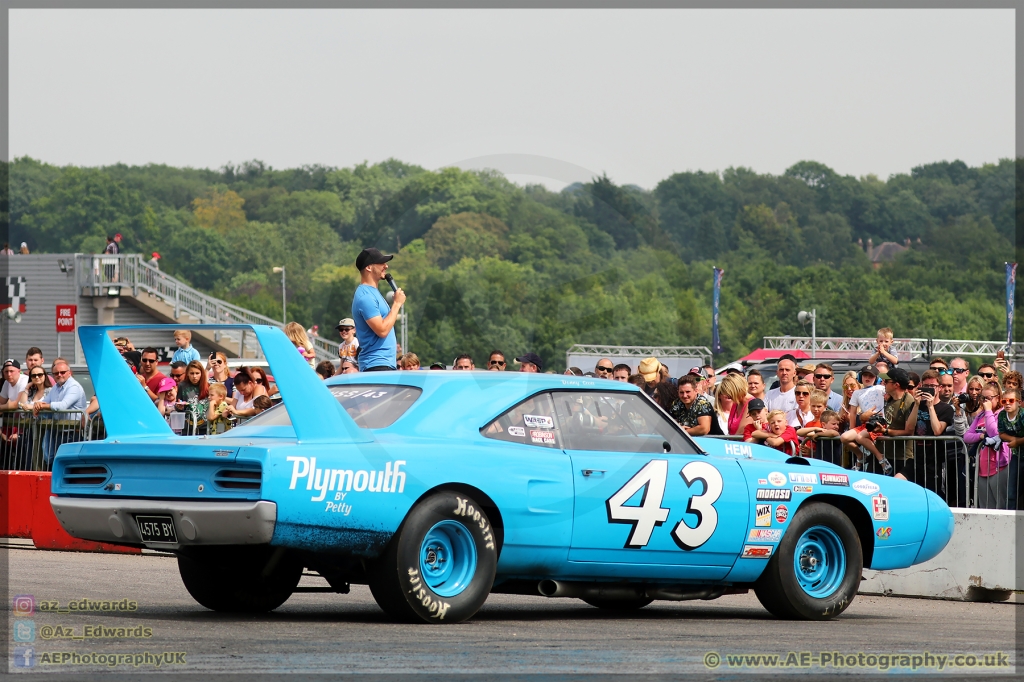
[
  {"xmin": 754, "ymin": 502, "xmax": 863, "ymax": 620},
  {"xmin": 580, "ymin": 596, "xmax": 654, "ymax": 611},
  {"xmin": 177, "ymin": 547, "xmax": 302, "ymax": 613},
  {"xmin": 369, "ymin": 490, "xmax": 498, "ymax": 624}
]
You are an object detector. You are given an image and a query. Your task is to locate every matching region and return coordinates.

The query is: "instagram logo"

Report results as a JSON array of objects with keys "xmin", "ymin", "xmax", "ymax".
[{"xmin": 12, "ymin": 595, "xmax": 34, "ymax": 616}]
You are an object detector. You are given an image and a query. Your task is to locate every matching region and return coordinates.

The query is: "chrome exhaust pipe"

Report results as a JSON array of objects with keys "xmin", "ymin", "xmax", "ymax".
[{"xmin": 645, "ymin": 587, "xmax": 724, "ymax": 601}]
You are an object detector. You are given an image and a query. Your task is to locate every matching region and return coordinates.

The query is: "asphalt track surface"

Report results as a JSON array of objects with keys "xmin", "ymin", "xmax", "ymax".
[{"xmin": 6, "ymin": 547, "xmax": 1019, "ymax": 677}]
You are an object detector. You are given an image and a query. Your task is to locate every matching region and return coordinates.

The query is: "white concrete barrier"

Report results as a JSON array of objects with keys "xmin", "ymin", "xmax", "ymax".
[{"xmin": 860, "ymin": 509, "xmax": 1021, "ymax": 602}]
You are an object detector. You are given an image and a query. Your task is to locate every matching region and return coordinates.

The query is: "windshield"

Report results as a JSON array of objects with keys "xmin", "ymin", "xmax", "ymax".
[{"xmin": 236, "ymin": 385, "xmax": 422, "ymax": 430}]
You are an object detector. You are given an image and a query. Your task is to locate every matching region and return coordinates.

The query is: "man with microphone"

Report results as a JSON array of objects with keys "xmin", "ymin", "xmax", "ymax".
[{"xmin": 352, "ymin": 248, "xmax": 406, "ymax": 372}]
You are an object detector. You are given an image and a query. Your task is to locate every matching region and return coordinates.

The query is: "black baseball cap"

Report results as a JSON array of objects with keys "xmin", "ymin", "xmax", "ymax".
[
  {"xmin": 356, "ymin": 248, "xmax": 394, "ymax": 271},
  {"xmin": 2, "ymin": 359, "xmax": 19, "ymax": 370},
  {"xmin": 429, "ymin": 362, "xmax": 446, "ymax": 370},
  {"xmin": 747, "ymin": 398, "xmax": 766, "ymax": 412},
  {"xmin": 859, "ymin": 364, "xmax": 878, "ymax": 378},
  {"xmin": 878, "ymin": 367, "xmax": 910, "ymax": 389},
  {"xmin": 515, "ymin": 353, "xmax": 543, "ymax": 371}
]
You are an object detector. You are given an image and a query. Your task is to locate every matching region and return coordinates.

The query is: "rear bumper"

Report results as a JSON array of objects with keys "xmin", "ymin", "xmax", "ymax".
[{"xmin": 50, "ymin": 497, "xmax": 277, "ymax": 550}]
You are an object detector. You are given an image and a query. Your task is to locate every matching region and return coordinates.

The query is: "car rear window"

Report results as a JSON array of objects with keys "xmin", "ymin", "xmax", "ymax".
[{"xmin": 236, "ymin": 385, "xmax": 422, "ymax": 430}]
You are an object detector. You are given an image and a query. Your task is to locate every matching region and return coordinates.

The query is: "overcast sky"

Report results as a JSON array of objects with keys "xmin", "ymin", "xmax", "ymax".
[{"xmin": 9, "ymin": 8, "xmax": 1015, "ymax": 190}]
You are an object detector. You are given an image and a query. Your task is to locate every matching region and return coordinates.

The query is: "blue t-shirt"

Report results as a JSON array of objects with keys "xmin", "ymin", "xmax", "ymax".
[{"xmin": 352, "ymin": 284, "xmax": 396, "ymax": 370}]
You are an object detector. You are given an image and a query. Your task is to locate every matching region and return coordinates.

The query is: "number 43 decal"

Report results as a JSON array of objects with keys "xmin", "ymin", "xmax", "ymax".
[{"xmin": 605, "ymin": 459, "xmax": 723, "ymax": 550}]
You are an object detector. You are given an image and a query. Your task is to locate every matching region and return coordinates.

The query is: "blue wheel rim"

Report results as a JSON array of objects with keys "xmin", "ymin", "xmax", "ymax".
[
  {"xmin": 419, "ymin": 520, "xmax": 477, "ymax": 598},
  {"xmin": 793, "ymin": 525, "xmax": 847, "ymax": 599}
]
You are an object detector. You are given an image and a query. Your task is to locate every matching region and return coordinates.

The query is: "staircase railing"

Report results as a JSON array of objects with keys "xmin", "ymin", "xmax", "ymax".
[{"xmin": 75, "ymin": 254, "xmax": 338, "ymax": 361}]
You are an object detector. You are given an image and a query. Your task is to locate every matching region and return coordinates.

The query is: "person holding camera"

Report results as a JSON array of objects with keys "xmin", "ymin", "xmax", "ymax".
[
  {"xmin": 840, "ymin": 368, "xmax": 917, "ymax": 478},
  {"xmin": 912, "ymin": 370, "xmax": 954, "ymax": 493}
]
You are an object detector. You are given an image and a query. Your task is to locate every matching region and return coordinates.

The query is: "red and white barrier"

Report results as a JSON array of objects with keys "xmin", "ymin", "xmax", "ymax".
[{"xmin": 0, "ymin": 471, "xmax": 140, "ymax": 554}]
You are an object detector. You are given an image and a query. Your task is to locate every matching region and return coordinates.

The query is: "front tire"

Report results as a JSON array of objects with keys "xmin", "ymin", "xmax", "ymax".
[
  {"xmin": 370, "ymin": 490, "xmax": 498, "ymax": 624},
  {"xmin": 754, "ymin": 502, "xmax": 862, "ymax": 620},
  {"xmin": 177, "ymin": 546, "xmax": 302, "ymax": 613}
]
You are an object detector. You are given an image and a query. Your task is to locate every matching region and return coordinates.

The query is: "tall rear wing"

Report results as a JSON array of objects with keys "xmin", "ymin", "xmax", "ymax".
[{"xmin": 78, "ymin": 324, "xmax": 371, "ymax": 443}]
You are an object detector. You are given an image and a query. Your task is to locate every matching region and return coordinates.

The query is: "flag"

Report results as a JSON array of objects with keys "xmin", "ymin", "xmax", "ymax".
[
  {"xmin": 1007, "ymin": 262, "xmax": 1017, "ymax": 348},
  {"xmin": 0, "ymin": 277, "xmax": 26, "ymax": 313},
  {"xmin": 712, "ymin": 267, "xmax": 723, "ymax": 354}
]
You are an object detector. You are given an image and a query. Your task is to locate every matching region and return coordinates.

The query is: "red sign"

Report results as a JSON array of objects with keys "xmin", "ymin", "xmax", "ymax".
[{"xmin": 56, "ymin": 305, "xmax": 77, "ymax": 333}]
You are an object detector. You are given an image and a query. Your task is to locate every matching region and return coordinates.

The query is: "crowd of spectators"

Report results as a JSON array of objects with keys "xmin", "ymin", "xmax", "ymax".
[{"xmin": 5, "ymin": 320, "xmax": 1023, "ymax": 511}]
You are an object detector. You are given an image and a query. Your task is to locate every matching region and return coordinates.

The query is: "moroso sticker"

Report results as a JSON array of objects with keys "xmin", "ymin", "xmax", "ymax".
[
  {"xmin": 789, "ymin": 472, "xmax": 817, "ymax": 484},
  {"xmin": 742, "ymin": 544, "xmax": 773, "ymax": 558},
  {"xmin": 507, "ymin": 426, "xmax": 526, "ymax": 437},
  {"xmin": 524, "ymin": 414, "xmax": 554, "ymax": 429},
  {"xmin": 872, "ymin": 494, "xmax": 889, "ymax": 521},
  {"xmin": 530, "ymin": 430, "xmax": 556, "ymax": 444},
  {"xmin": 775, "ymin": 504, "xmax": 789, "ymax": 523},
  {"xmin": 748, "ymin": 528, "xmax": 782, "ymax": 542},
  {"xmin": 756, "ymin": 488, "xmax": 792, "ymax": 501},
  {"xmin": 768, "ymin": 472, "xmax": 786, "ymax": 487},
  {"xmin": 755, "ymin": 504, "xmax": 771, "ymax": 527},
  {"xmin": 853, "ymin": 479, "xmax": 880, "ymax": 496},
  {"xmin": 792, "ymin": 485, "xmax": 813, "ymax": 493},
  {"xmin": 820, "ymin": 473, "xmax": 850, "ymax": 486},
  {"xmin": 758, "ymin": 478, "xmax": 767, "ymax": 485},
  {"xmin": 876, "ymin": 526, "xmax": 892, "ymax": 540}
]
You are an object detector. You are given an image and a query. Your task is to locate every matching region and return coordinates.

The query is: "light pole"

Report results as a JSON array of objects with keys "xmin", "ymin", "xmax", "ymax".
[
  {"xmin": 798, "ymin": 309, "xmax": 817, "ymax": 359},
  {"xmin": 272, "ymin": 267, "xmax": 286, "ymax": 325}
]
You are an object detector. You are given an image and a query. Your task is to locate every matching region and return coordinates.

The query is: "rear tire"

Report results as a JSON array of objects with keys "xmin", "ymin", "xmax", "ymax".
[
  {"xmin": 177, "ymin": 547, "xmax": 302, "ymax": 613},
  {"xmin": 754, "ymin": 502, "xmax": 862, "ymax": 620},
  {"xmin": 369, "ymin": 490, "xmax": 498, "ymax": 624},
  {"xmin": 580, "ymin": 596, "xmax": 654, "ymax": 611}
]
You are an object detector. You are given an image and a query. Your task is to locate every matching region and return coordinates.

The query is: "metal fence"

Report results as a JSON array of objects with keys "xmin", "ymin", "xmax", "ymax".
[{"xmin": 0, "ymin": 408, "xmax": 256, "ymax": 472}]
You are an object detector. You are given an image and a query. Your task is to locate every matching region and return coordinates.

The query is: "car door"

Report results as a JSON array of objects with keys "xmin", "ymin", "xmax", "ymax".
[{"xmin": 553, "ymin": 390, "xmax": 748, "ymax": 580}]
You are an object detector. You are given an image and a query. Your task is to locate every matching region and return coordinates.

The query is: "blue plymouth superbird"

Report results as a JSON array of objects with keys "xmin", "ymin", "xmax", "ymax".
[{"xmin": 51, "ymin": 325, "xmax": 953, "ymax": 623}]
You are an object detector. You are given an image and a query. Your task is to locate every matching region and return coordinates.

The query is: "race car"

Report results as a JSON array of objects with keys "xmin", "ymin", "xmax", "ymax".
[{"xmin": 50, "ymin": 325, "xmax": 953, "ymax": 623}]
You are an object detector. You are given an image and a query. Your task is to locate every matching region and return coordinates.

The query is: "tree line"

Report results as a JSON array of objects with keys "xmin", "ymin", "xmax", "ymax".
[{"xmin": 4, "ymin": 156, "xmax": 1019, "ymax": 370}]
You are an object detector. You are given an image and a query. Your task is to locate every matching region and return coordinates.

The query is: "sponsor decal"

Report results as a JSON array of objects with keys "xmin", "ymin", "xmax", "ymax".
[
  {"xmin": 872, "ymin": 494, "xmax": 889, "ymax": 521},
  {"xmin": 819, "ymin": 473, "xmax": 850, "ymax": 487},
  {"xmin": 756, "ymin": 488, "xmax": 792, "ymax": 501},
  {"xmin": 524, "ymin": 414, "xmax": 554, "ymax": 429},
  {"xmin": 506, "ymin": 426, "xmax": 525, "ymax": 437},
  {"xmin": 724, "ymin": 443, "xmax": 753, "ymax": 457},
  {"xmin": 768, "ymin": 472, "xmax": 786, "ymax": 487},
  {"xmin": 775, "ymin": 504, "xmax": 789, "ymax": 523},
  {"xmin": 792, "ymin": 485, "xmax": 813, "ymax": 494},
  {"xmin": 748, "ymin": 528, "xmax": 782, "ymax": 542},
  {"xmin": 757, "ymin": 478, "xmax": 767, "ymax": 485},
  {"xmin": 789, "ymin": 472, "xmax": 817, "ymax": 484},
  {"xmin": 853, "ymin": 479, "xmax": 880, "ymax": 496},
  {"xmin": 530, "ymin": 430, "xmax": 556, "ymax": 445},
  {"xmin": 287, "ymin": 456, "xmax": 405, "ymax": 502},
  {"xmin": 755, "ymin": 504, "xmax": 771, "ymax": 527},
  {"xmin": 742, "ymin": 544, "xmax": 773, "ymax": 558},
  {"xmin": 876, "ymin": 526, "xmax": 892, "ymax": 540}
]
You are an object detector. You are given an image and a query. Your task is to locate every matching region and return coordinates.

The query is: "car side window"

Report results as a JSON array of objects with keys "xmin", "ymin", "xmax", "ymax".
[
  {"xmin": 551, "ymin": 390, "xmax": 700, "ymax": 455},
  {"xmin": 481, "ymin": 393, "xmax": 561, "ymax": 448}
]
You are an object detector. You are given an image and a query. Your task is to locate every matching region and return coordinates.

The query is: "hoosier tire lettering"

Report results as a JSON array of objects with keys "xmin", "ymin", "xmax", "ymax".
[
  {"xmin": 406, "ymin": 568, "xmax": 450, "ymax": 620},
  {"xmin": 454, "ymin": 496, "xmax": 496, "ymax": 550}
]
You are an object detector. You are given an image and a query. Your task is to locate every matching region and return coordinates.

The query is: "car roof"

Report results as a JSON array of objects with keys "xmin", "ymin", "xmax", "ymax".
[{"xmin": 322, "ymin": 371, "xmax": 642, "ymax": 438}]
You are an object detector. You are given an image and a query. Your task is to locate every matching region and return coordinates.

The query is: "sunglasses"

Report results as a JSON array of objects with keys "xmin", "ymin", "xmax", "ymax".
[
  {"xmin": 813, "ymin": 373, "xmax": 832, "ymax": 380},
  {"xmin": 1002, "ymin": 399, "xmax": 1017, "ymax": 405},
  {"xmin": 596, "ymin": 366, "xmax": 613, "ymax": 372},
  {"xmin": 489, "ymin": 360, "xmax": 505, "ymax": 366},
  {"xmin": 254, "ymin": 379, "xmax": 265, "ymax": 384},
  {"xmin": 211, "ymin": 359, "xmax": 223, "ymax": 365},
  {"xmin": 794, "ymin": 391, "xmax": 810, "ymax": 396},
  {"xmin": 53, "ymin": 370, "xmax": 70, "ymax": 376},
  {"xmin": 171, "ymin": 373, "xmax": 185, "ymax": 380},
  {"xmin": 936, "ymin": 369, "xmax": 953, "ymax": 376},
  {"xmin": 29, "ymin": 373, "xmax": 45, "ymax": 378},
  {"xmin": 979, "ymin": 372, "xmax": 996, "ymax": 379},
  {"xmin": 952, "ymin": 368, "xmax": 969, "ymax": 374}
]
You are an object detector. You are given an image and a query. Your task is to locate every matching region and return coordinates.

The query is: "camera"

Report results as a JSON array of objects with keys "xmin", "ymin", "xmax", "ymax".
[
  {"xmin": 864, "ymin": 415, "xmax": 889, "ymax": 433},
  {"xmin": 919, "ymin": 386, "xmax": 935, "ymax": 397},
  {"xmin": 955, "ymin": 393, "xmax": 970, "ymax": 406}
]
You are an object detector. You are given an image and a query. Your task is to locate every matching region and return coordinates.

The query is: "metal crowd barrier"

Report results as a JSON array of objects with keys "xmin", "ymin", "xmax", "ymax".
[
  {"xmin": 0, "ymin": 410, "xmax": 102, "ymax": 472},
  {"xmin": 705, "ymin": 434, "xmax": 999, "ymax": 511}
]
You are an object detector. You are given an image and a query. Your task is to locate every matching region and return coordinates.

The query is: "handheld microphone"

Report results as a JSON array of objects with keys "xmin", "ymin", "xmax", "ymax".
[{"xmin": 384, "ymin": 273, "xmax": 398, "ymax": 293}]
